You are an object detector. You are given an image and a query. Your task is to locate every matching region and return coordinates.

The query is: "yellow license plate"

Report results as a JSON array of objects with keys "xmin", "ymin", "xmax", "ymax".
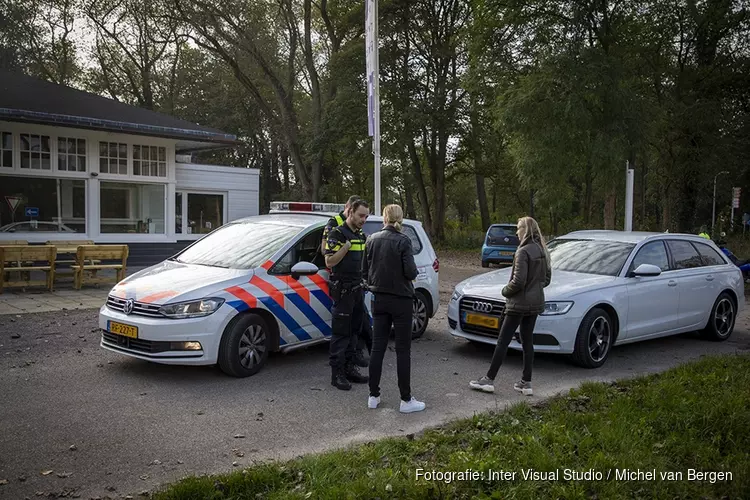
[
  {"xmin": 464, "ymin": 313, "xmax": 499, "ymax": 329},
  {"xmin": 500, "ymin": 251, "xmax": 514, "ymax": 256},
  {"xmin": 109, "ymin": 321, "xmax": 138, "ymax": 339}
]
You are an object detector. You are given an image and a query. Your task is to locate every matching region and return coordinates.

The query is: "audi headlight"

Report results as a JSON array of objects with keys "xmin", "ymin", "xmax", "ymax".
[
  {"xmin": 541, "ymin": 301, "xmax": 574, "ymax": 316},
  {"xmin": 451, "ymin": 290, "xmax": 463, "ymax": 303},
  {"xmin": 159, "ymin": 298, "xmax": 225, "ymax": 319}
]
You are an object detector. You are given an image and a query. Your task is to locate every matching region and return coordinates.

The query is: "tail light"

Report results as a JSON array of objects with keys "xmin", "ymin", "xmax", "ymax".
[{"xmin": 432, "ymin": 258, "xmax": 439, "ymax": 273}]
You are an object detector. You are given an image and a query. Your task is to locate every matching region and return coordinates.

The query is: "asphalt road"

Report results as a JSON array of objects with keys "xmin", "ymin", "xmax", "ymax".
[{"xmin": 1, "ymin": 260, "xmax": 749, "ymax": 499}]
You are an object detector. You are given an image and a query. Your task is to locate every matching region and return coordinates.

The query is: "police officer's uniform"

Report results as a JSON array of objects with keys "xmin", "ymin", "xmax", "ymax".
[
  {"xmin": 325, "ymin": 222, "xmax": 369, "ymax": 390},
  {"xmin": 323, "ymin": 211, "xmax": 372, "ymax": 365}
]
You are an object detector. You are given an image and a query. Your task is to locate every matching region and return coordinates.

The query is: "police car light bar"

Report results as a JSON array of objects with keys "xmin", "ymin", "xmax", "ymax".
[{"xmin": 270, "ymin": 201, "xmax": 345, "ymax": 213}]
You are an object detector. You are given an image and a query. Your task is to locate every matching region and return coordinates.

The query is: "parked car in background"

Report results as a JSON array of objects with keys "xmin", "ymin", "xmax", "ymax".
[
  {"xmin": 451, "ymin": 230, "xmax": 744, "ymax": 368},
  {"xmin": 481, "ymin": 223, "xmax": 519, "ymax": 267},
  {"xmin": 0, "ymin": 221, "xmax": 76, "ymax": 232}
]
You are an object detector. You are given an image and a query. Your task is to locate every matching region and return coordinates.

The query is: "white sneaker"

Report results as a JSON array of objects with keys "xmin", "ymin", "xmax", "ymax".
[
  {"xmin": 513, "ymin": 380, "xmax": 533, "ymax": 396},
  {"xmin": 400, "ymin": 397, "xmax": 426, "ymax": 413},
  {"xmin": 469, "ymin": 376, "xmax": 495, "ymax": 393},
  {"xmin": 368, "ymin": 395, "xmax": 380, "ymax": 409}
]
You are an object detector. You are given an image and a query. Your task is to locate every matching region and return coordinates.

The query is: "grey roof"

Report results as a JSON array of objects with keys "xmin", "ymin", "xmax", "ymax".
[{"xmin": 0, "ymin": 70, "xmax": 239, "ymax": 152}]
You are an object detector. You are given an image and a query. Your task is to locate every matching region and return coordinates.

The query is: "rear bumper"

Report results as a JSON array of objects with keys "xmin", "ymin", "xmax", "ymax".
[{"xmin": 482, "ymin": 246, "xmax": 516, "ymax": 262}]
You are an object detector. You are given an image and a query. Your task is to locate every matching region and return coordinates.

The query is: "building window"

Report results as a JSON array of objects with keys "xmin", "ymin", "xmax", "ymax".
[
  {"xmin": 20, "ymin": 134, "xmax": 51, "ymax": 170},
  {"xmin": 187, "ymin": 193, "xmax": 223, "ymax": 234},
  {"xmin": 0, "ymin": 176, "xmax": 86, "ymax": 232},
  {"xmin": 58, "ymin": 137, "xmax": 87, "ymax": 172},
  {"xmin": 100, "ymin": 181, "xmax": 165, "ymax": 234},
  {"xmin": 133, "ymin": 145, "xmax": 167, "ymax": 177},
  {"xmin": 99, "ymin": 142, "xmax": 128, "ymax": 175},
  {"xmin": 1, "ymin": 132, "xmax": 11, "ymax": 168}
]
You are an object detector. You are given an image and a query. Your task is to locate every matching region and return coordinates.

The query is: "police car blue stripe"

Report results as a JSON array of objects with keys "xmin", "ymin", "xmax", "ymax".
[
  {"xmin": 228, "ymin": 300, "xmax": 249, "ymax": 313},
  {"xmin": 311, "ymin": 290, "xmax": 332, "ymax": 311},
  {"xmin": 286, "ymin": 293, "xmax": 332, "ymax": 337},
  {"xmin": 258, "ymin": 296, "xmax": 312, "ymax": 342}
]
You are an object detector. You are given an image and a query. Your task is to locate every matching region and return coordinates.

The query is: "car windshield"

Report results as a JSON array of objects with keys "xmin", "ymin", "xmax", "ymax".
[
  {"xmin": 173, "ymin": 221, "xmax": 303, "ymax": 269},
  {"xmin": 547, "ymin": 238, "xmax": 635, "ymax": 276}
]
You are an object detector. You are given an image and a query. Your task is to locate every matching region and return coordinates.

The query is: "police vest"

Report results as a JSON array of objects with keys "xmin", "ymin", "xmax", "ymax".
[{"xmin": 330, "ymin": 224, "xmax": 366, "ymax": 279}]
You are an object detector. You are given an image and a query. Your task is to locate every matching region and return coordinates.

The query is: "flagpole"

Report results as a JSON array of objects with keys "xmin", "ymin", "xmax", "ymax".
[{"xmin": 366, "ymin": 0, "xmax": 381, "ymax": 216}]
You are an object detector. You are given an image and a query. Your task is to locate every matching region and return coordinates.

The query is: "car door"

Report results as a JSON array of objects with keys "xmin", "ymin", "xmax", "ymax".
[
  {"xmin": 268, "ymin": 228, "xmax": 332, "ymax": 340},
  {"xmin": 625, "ymin": 240, "xmax": 681, "ymax": 339},
  {"xmin": 666, "ymin": 239, "xmax": 712, "ymax": 329}
]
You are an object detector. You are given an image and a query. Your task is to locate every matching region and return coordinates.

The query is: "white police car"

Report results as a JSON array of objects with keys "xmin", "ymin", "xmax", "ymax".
[{"xmin": 99, "ymin": 202, "xmax": 440, "ymax": 377}]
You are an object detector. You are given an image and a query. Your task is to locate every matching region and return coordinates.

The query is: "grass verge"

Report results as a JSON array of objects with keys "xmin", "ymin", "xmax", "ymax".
[{"xmin": 153, "ymin": 354, "xmax": 750, "ymax": 499}]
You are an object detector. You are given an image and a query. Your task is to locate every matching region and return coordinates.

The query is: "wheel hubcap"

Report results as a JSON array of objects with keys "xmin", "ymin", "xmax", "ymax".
[
  {"xmin": 714, "ymin": 299, "xmax": 734, "ymax": 337},
  {"xmin": 412, "ymin": 298, "xmax": 427, "ymax": 334},
  {"xmin": 588, "ymin": 316, "xmax": 611, "ymax": 363},
  {"xmin": 238, "ymin": 325, "xmax": 266, "ymax": 369}
]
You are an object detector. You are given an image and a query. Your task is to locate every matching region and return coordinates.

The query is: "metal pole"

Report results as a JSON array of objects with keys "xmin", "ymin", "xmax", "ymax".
[
  {"xmin": 625, "ymin": 162, "xmax": 634, "ymax": 232},
  {"xmin": 373, "ymin": 0, "xmax": 381, "ymax": 216}
]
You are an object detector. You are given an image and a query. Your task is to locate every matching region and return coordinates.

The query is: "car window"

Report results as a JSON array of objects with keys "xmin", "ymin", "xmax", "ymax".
[
  {"xmin": 630, "ymin": 241, "xmax": 670, "ymax": 272},
  {"xmin": 488, "ymin": 225, "xmax": 516, "ymax": 237},
  {"xmin": 693, "ymin": 242, "xmax": 726, "ymax": 266},
  {"xmin": 667, "ymin": 240, "xmax": 704, "ymax": 269},
  {"xmin": 362, "ymin": 221, "xmax": 422, "ymax": 254},
  {"xmin": 546, "ymin": 239, "xmax": 635, "ymax": 276},
  {"xmin": 271, "ymin": 228, "xmax": 326, "ymax": 274},
  {"xmin": 174, "ymin": 221, "xmax": 302, "ymax": 269}
]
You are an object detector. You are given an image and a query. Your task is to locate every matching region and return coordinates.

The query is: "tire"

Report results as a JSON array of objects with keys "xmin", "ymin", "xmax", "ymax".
[
  {"xmin": 571, "ymin": 307, "xmax": 614, "ymax": 368},
  {"xmin": 701, "ymin": 292, "xmax": 736, "ymax": 341},
  {"xmin": 412, "ymin": 290, "xmax": 429, "ymax": 339},
  {"xmin": 481, "ymin": 261, "xmax": 489, "ymax": 268},
  {"xmin": 218, "ymin": 313, "xmax": 272, "ymax": 377}
]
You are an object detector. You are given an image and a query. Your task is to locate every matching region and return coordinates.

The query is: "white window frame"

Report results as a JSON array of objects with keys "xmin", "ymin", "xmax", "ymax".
[
  {"xmin": 176, "ymin": 190, "xmax": 227, "ymax": 240},
  {"xmin": 57, "ymin": 136, "xmax": 88, "ymax": 172},
  {"xmin": 19, "ymin": 133, "xmax": 53, "ymax": 171},
  {"xmin": 99, "ymin": 179, "xmax": 169, "ymax": 237},
  {"xmin": 133, "ymin": 144, "xmax": 168, "ymax": 178},
  {"xmin": 98, "ymin": 141, "xmax": 129, "ymax": 176},
  {"xmin": 0, "ymin": 130, "xmax": 12, "ymax": 169}
]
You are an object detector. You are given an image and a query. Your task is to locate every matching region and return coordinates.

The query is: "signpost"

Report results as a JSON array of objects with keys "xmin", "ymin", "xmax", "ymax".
[
  {"xmin": 5, "ymin": 196, "xmax": 21, "ymax": 223},
  {"xmin": 365, "ymin": 0, "xmax": 381, "ymax": 215},
  {"xmin": 732, "ymin": 187, "xmax": 741, "ymax": 229}
]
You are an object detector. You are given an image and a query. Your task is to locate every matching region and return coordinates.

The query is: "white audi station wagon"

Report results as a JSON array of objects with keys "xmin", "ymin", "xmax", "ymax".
[{"xmin": 448, "ymin": 230, "xmax": 744, "ymax": 367}]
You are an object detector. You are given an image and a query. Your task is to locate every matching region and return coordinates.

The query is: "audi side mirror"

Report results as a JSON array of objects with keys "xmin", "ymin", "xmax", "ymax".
[
  {"xmin": 291, "ymin": 261, "xmax": 319, "ymax": 279},
  {"xmin": 631, "ymin": 263, "xmax": 662, "ymax": 277}
]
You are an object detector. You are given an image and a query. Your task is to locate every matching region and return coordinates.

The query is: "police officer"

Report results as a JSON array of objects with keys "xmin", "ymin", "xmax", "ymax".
[
  {"xmin": 698, "ymin": 225, "xmax": 711, "ymax": 239},
  {"xmin": 325, "ymin": 199, "xmax": 370, "ymax": 390},
  {"xmin": 322, "ymin": 195, "xmax": 371, "ymax": 367}
]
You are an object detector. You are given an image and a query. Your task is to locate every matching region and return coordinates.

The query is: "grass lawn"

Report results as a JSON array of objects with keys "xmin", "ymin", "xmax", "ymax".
[{"xmin": 153, "ymin": 354, "xmax": 750, "ymax": 499}]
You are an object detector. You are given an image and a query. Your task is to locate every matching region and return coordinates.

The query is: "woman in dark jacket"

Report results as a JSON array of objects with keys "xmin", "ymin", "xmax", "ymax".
[
  {"xmin": 363, "ymin": 204, "xmax": 426, "ymax": 413},
  {"xmin": 469, "ymin": 216, "xmax": 551, "ymax": 396}
]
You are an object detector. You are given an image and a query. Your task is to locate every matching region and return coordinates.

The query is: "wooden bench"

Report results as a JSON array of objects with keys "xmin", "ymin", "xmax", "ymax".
[
  {"xmin": 0, "ymin": 245, "xmax": 57, "ymax": 293},
  {"xmin": 72, "ymin": 245, "xmax": 129, "ymax": 290},
  {"xmin": 46, "ymin": 240, "xmax": 99, "ymax": 280}
]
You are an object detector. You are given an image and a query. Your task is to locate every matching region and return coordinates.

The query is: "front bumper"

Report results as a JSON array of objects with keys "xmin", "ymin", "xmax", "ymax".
[
  {"xmin": 446, "ymin": 298, "xmax": 580, "ymax": 354},
  {"xmin": 98, "ymin": 304, "xmax": 233, "ymax": 366}
]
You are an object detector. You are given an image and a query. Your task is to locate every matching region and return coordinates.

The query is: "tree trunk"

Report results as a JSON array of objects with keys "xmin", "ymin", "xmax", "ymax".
[
  {"xmin": 281, "ymin": 149, "xmax": 290, "ymax": 192},
  {"xmin": 584, "ymin": 160, "xmax": 593, "ymax": 225},
  {"xmin": 409, "ymin": 139, "xmax": 432, "ymax": 235},
  {"xmin": 529, "ymin": 189, "xmax": 535, "ymax": 218},
  {"xmin": 476, "ymin": 174, "xmax": 490, "ymax": 231},
  {"xmin": 260, "ymin": 143, "xmax": 271, "ymax": 214},
  {"xmin": 604, "ymin": 189, "xmax": 617, "ymax": 229}
]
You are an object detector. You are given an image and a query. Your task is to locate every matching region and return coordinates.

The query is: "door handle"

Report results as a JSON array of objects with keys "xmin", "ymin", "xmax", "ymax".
[
  {"xmin": 668, "ymin": 280, "xmax": 677, "ymax": 287},
  {"xmin": 706, "ymin": 275, "xmax": 715, "ymax": 281}
]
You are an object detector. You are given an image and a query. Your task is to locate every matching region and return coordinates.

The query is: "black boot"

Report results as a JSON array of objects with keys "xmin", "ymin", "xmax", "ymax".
[
  {"xmin": 353, "ymin": 349, "xmax": 369, "ymax": 368},
  {"xmin": 345, "ymin": 363, "xmax": 368, "ymax": 383},
  {"xmin": 331, "ymin": 369, "xmax": 351, "ymax": 391}
]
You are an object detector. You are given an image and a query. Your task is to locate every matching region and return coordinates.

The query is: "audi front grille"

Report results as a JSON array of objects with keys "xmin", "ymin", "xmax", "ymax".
[{"xmin": 459, "ymin": 296, "xmax": 505, "ymax": 338}]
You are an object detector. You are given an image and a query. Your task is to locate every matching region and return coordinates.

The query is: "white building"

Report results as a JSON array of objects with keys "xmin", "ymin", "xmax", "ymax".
[{"xmin": 0, "ymin": 70, "xmax": 259, "ymax": 265}]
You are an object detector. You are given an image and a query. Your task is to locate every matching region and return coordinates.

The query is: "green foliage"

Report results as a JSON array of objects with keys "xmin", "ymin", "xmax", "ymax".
[{"xmin": 152, "ymin": 354, "xmax": 750, "ymax": 499}]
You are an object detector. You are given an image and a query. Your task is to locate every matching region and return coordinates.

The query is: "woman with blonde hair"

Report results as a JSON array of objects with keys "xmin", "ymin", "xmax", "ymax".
[
  {"xmin": 362, "ymin": 204, "xmax": 425, "ymax": 413},
  {"xmin": 469, "ymin": 216, "xmax": 551, "ymax": 396}
]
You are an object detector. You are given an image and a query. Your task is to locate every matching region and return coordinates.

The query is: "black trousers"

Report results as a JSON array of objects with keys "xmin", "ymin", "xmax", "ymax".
[
  {"xmin": 369, "ymin": 293, "xmax": 413, "ymax": 401},
  {"xmin": 487, "ymin": 314, "xmax": 537, "ymax": 382},
  {"xmin": 329, "ymin": 286, "xmax": 365, "ymax": 370}
]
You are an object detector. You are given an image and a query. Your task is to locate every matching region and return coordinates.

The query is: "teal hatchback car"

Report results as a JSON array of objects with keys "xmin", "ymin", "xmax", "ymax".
[{"xmin": 481, "ymin": 223, "xmax": 519, "ymax": 268}]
